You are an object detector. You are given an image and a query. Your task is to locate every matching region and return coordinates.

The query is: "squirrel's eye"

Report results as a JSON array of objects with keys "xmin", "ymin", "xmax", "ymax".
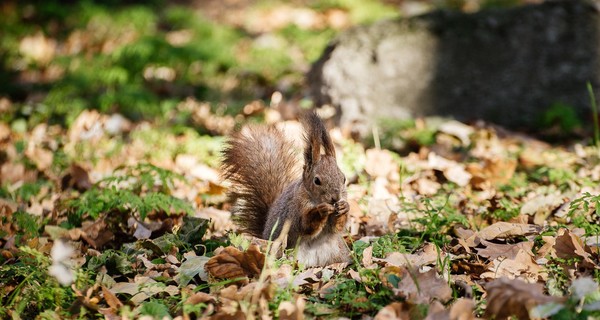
[
  {"xmin": 343, "ymin": 176, "xmax": 346, "ymax": 183},
  {"xmin": 314, "ymin": 177, "xmax": 321, "ymax": 186}
]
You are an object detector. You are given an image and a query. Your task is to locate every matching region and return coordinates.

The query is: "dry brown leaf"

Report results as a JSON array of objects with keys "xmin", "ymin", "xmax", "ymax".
[
  {"xmin": 449, "ymin": 298, "xmax": 475, "ymax": 320},
  {"xmin": 438, "ymin": 120, "xmax": 474, "ymax": 146},
  {"xmin": 427, "ymin": 153, "xmax": 472, "ymax": 186},
  {"xmin": 0, "ymin": 123, "xmax": 10, "ymax": 142},
  {"xmin": 480, "ymin": 249, "xmax": 543, "ymax": 281},
  {"xmin": 101, "ymin": 285, "xmax": 123, "ymax": 310},
  {"xmin": 0, "ymin": 199, "xmax": 17, "ymax": 216},
  {"xmin": 365, "ymin": 149, "xmax": 398, "ymax": 179},
  {"xmin": 216, "ymin": 282, "xmax": 274, "ymax": 319},
  {"xmin": 394, "ymin": 268, "xmax": 452, "ymax": 304},
  {"xmin": 278, "ymin": 295, "xmax": 305, "ymax": 320},
  {"xmin": 374, "ymin": 243, "xmax": 441, "ymax": 267},
  {"xmin": 426, "ymin": 298, "xmax": 476, "ymax": 320},
  {"xmin": 476, "ymin": 240, "xmax": 534, "ymax": 260},
  {"xmin": 25, "ymin": 144, "xmax": 53, "ymax": 171},
  {"xmin": 471, "ymin": 222, "xmax": 541, "ymax": 245},
  {"xmin": 467, "ymin": 157, "xmax": 517, "ymax": 188},
  {"xmin": 451, "ymin": 260, "xmax": 488, "ymax": 279},
  {"xmin": 293, "ymin": 267, "xmax": 323, "ymax": 287},
  {"xmin": 61, "ymin": 164, "xmax": 92, "ymax": 192},
  {"xmin": 185, "ymin": 292, "xmax": 216, "ymax": 305},
  {"xmin": 536, "ymin": 235, "xmax": 556, "ymax": 259},
  {"xmin": 205, "ymin": 245, "xmax": 265, "ymax": 280},
  {"xmin": 425, "ymin": 301, "xmax": 447, "ymax": 320},
  {"xmin": 553, "ymin": 228, "xmax": 597, "ymax": 269},
  {"xmin": 80, "ymin": 219, "xmax": 114, "ymax": 249},
  {"xmin": 19, "ymin": 32, "xmax": 56, "ymax": 65},
  {"xmin": 484, "ymin": 277, "xmax": 565, "ymax": 320},
  {"xmin": 195, "ymin": 207, "xmax": 233, "ymax": 236},
  {"xmin": 520, "ymin": 193, "xmax": 565, "ymax": 225},
  {"xmin": 348, "ymin": 269, "xmax": 362, "ymax": 283},
  {"xmin": 362, "ymin": 245, "xmax": 375, "ymax": 268},
  {"xmin": 415, "ymin": 177, "xmax": 442, "ymax": 195},
  {"xmin": 1, "ymin": 162, "xmax": 36, "ymax": 184},
  {"xmin": 374, "ymin": 302, "xmax": 412, "ymax": 320}
]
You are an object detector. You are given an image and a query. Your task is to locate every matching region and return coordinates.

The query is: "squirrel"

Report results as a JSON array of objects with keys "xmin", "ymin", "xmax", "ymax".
[{"xmin": 221, "ymin": 111, "xmax": 350, "ymax": 267}]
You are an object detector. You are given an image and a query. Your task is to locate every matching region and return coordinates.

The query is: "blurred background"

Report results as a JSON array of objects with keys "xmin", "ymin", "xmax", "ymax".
[{"xmin": 0, "ymin": 0, "xmax": 542, "ymax": 131}]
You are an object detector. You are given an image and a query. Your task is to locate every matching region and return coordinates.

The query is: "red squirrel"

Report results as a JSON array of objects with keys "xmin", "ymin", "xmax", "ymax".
[{"xmin": 221, "ymin": 111, "xmax": 350, "ymax": 266}]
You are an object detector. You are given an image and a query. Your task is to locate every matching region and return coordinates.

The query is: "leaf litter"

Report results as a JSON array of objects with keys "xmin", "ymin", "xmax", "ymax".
[{"xmin": 4, "ymin": 105, "xmax": 600, "ymax": 319}]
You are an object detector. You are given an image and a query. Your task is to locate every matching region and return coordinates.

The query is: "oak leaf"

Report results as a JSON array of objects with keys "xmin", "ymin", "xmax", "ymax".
[
  {"xmin": 553, "ymin": 228, "xmax": 597, "ymax": 269},
  {"xmin": 205, "ymin": 245, "xmax": 265, "ymax": 280},
  {"xmin": 484, "ymin": 277, "xmax": 565, "ymax": 320},
  {"xmin": 394, "ymin": 268, "xmax": 452, "ymax": 304},
  {"xmin": 476, "ymin": 240, "xmax": 534, "ymax": 260}
]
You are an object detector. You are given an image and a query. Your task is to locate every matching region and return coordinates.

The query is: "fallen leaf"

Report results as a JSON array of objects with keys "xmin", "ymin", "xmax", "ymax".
[
  {"xmin": 484, "ymin": 277, "xmax": 565, "ymax": 320},
  {"xmin": 414, "ymin": 177, "xmax": 442, "ymax": 196},
  {"xmin": 81, "ymin": 219, "xmax": 114, "ymax": 249},
  {"xmin": 394, "ymin": 268, "xmax": 452, "ymax": 304},
  {"xmin": 365, "ymin": 149, "xmax": 398, "ymax": 179},
  {"xmin": 472, "ymin": 222, "xmax": 541, "ymax": 243},
  {"xmin": 111, "ymin": 276, "xmax": 179, "ymax": 305},
  {"xmin": 449, "ymin": 298, "xmax": 475, "ymax": 320},
  {"xmin": 374, "ymin": 243, "xmax": 441, "ymax": 267},
  {"xmin": 25, "ymin": 144, "xmax": 53, "ymax": 171},
  {"xmin": 0, "ymin": 123, "xmax": 10, "ymax": 141},
  {"xmin": 467, "ymin": 157, "xmax": 517, "ymax": 187},
  {"xmin": 185, "ymin": 292, "xmax": 215, "ymax": 305},
  {"xmin": 362, "ymin": 245, "xmax": 374, "ymax": 268},
  {"xmin": 438, "ymin": 120, "xmax": 474, "ymax": 146},
  {"xmin": 19, "ymin": 32, "xmax": 56, "ymax": 65},
  {"xmin": 177, "ymin": 255, "xmax": 210, "ymax": 286},
  {"xmin": 102, "ymin": 286, "xmax": 123, "ymax": 310},
  {"xmin": 374, "ymin": 302, "xmax": 412, "ymax": 320},
  {"xmin": 61, "ymin": 164, "xmax": 92, "ymax": 192},
  {"xmin": 520, "ymin": 193, "xmax": 564, "ymax": 225},
  {"xmin": 480, "ymin": 249, "xmax": 543, "ymax": 281},
  {"xmin": 292, "ymin": 267, "xmax": 323, "ymax": 287},
  {"xmin": 553, "ymin": 229, "xmax": 597, "ymax": 269},
  {"xmin": 278, "ymin": 295, "xmax": 305, "ymax": 320},
  {"xmin": 205, "ymin": 245, "xmax": 265, "ymax": 280},
  {"xmin": 428, "ymin": 153, "xmax": 472, "ymax": 187},
  {"xmin": 476, "ymin": 240, "xmax": 534, "ymax": 260}
]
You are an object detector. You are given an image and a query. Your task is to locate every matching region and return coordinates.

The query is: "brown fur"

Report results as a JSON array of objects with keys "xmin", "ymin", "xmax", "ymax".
[
  {"xmin": 221, "ymin": 125, "xmax": 298, "ymax": 237},
  {"xmin": 221, "ymin": 111, "xmax": 350, "ymax": 267}
]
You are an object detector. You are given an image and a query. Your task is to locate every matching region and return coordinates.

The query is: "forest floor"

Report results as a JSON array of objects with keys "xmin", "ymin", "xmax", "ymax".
[{"xmin": 1, "ymin": 1, "xmax": 600, "ymax": 319}]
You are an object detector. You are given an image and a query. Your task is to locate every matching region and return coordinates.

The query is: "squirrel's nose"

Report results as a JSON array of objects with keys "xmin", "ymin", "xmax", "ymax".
[{"xmin": 330, "ymin": 196, "xmax": 339, "ymax": 204}]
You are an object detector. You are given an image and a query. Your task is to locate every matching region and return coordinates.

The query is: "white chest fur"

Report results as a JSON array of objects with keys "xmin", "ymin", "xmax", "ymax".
[{"xmin": 296, "ymin": 234, "xmax": 348, "ymax": 267}]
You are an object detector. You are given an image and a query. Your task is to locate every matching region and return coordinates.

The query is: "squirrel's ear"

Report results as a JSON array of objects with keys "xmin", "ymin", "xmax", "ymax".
[
  {"xmin": 321, "ymin": 128, "xmax": 336, "ymax": 158},
  {"xmin": 304, "ymin": 131, "xmax": 321, "ymax": 170}
]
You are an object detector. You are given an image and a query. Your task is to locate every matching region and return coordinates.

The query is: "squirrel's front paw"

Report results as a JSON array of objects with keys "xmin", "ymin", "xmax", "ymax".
[
  {"xmin": 303, "ymin": 203, "xmax": 335, "ymax": 236},
  {"xmin": 334, "ymin": 200, "xmax": 349, "ymax": 216},
  {"xmin": 316, "ymin": 203, "xmax": 336, "ymax": 217},
  {"xmin": 333, "ymin": 200, "xmax": 349, "ymax": 231}
]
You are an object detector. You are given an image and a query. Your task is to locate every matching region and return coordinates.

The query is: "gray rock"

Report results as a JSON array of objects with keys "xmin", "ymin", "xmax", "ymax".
[{"xmin": 308, "ymin": 0, "xmax": 600, "ymax": 136}]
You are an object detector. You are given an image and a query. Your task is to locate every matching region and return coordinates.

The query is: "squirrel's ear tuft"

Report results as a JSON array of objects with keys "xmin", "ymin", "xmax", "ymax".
[
  {"xmin": 302, "ymin": 110, "xmax": 335, "ymax": 168},
  {"xmin": 303, "ymin": 129, "xmax": 321, "ymax": 170}
]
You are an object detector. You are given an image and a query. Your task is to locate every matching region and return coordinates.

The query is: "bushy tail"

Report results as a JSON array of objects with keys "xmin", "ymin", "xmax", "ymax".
[{"xmin": 221, "ymin": 125, "xmax": 299, "ymax": 237}]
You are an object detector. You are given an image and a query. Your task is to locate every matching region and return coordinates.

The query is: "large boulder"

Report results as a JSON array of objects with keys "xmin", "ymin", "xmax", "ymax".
[{"xmin": 308, "ymin": 0, "xmax": 600, "ymax": 136}]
